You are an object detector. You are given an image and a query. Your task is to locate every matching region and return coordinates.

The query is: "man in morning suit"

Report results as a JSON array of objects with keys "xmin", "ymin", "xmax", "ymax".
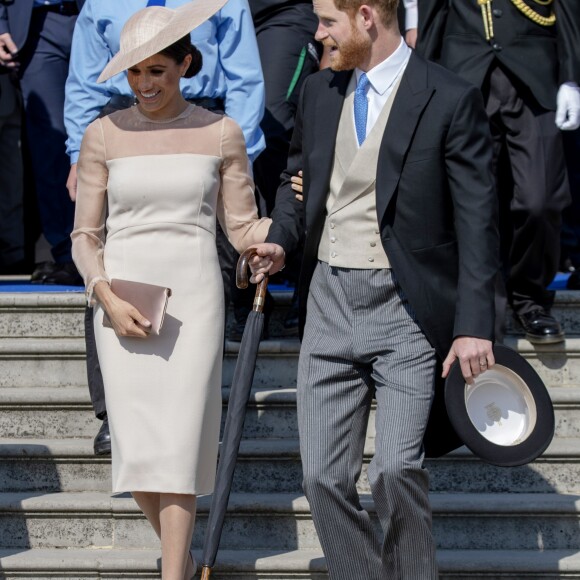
[
  {"xmin": 0, "ymin": 0, "xmax": 84, "ymax": 284},
  {"xmin": 249, "ymin": 0, "xmax": 499, "ymax": 576},
  {"xmin": 410, "ymin": 0, "xmax": 580, "ymax": 343}
]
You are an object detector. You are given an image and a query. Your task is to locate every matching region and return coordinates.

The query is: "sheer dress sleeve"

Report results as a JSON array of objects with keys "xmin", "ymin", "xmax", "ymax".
[
  {"xmin": 71, "ymin": 119, "xmax": 109, "ymax": 306},
  {"xmin": 217, "ymin": 116, "xmax": 271, "ymax": 252}
]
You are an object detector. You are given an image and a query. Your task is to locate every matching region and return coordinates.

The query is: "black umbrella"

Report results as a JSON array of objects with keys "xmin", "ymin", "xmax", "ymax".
[{"xmin": 200, "ymin": 248, "xmax": 269, "ymax": 579}]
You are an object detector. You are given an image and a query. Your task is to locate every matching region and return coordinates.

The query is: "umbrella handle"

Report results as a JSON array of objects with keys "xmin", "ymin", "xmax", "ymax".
[
  {"xmin": 236, "ymin": 247, "xmax": 269, "ymax": 314},
  {"xmin": 200, "ymin": 565, "xmax": 212, "ymax": 579}
]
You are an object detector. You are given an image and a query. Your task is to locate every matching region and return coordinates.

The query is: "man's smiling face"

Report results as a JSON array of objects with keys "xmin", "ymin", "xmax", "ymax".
[{"xmin": 314, "ymin": 0, "xmax": 371, "ymax": 71}]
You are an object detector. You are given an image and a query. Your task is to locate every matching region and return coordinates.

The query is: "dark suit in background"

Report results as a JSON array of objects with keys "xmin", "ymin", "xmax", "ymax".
[
  {"xmin": 229, "ymin": 0, "xmax": 320, "ymax": 340},
  {"xmin": 0, "ymin": 0, "xmax": 83, "ymax": 272},
  {"xmin": 0, "ymin": 71, "xmax": 23, "ymax": 271},
  {"xmin": 416, "ymin": 0, "xmax": 580, "ymax": 341},
  {"xmin": 250, "ymin": 0, "xmax": 319, "ymax": 214}
]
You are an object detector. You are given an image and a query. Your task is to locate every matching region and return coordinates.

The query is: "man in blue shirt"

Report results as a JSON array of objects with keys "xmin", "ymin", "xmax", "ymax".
[
  {"xmin": 64, "ymin": 0, "xmax": 265, "ymax": 175},
  {"xmin": 64, "ymin": 0, "xmax": 265, "ymax": 455}
]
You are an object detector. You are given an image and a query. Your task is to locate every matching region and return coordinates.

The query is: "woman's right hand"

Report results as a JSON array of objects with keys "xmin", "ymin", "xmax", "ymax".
[{"xmin": 94, "ymin": 281, "xmax": 151, "ymax": 338}]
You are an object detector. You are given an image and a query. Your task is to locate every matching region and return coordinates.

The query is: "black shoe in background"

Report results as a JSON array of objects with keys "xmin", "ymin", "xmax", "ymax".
[
  {"xmin": 515, "ymin": 309, "xmax": 565, "ymax": 344},
  {"xmin": 42, "ymin": 261, "xmax": 83, "ymax": 285},
  {"xmin": 30, "ymin": 261, "xmax": 56, "ymax": 283},
  {"xmin": 94, "ymin": 415, "xmax": 111, "ymax": 456}
]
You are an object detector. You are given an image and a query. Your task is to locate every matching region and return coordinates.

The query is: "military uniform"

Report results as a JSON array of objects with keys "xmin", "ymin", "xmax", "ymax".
[{"xmin": 417, "ymin": 0, "xmax": 580, "ymax": 341}]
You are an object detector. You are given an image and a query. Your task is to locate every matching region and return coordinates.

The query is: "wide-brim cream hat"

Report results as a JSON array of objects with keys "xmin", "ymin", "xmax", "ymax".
[{"xmin": 97, "ymin": 0, "xmax": 228, "ymax": 83}]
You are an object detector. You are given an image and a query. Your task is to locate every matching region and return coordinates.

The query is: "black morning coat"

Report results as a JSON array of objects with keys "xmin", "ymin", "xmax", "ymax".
[{"xmin": 266, "ymin": 52, "xmax": 500, "ymax": 457}]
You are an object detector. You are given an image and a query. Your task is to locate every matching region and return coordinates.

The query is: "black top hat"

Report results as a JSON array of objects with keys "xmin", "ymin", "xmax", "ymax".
[{"xmin": 444, "ymin": 344, "xmax": 555, "ymax": 467}]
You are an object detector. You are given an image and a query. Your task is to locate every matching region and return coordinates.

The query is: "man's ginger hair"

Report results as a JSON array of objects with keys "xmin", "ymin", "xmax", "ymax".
[{"xmin": 334, "ymin": 0, "xmax": 399, "ymax": 28}]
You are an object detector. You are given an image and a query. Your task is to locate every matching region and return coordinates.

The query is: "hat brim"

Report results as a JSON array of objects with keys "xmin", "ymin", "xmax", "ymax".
[
  {"xmin": 97, "ymin": 0, "xmax": 228, "ymax": 83},
  {"xmin": 444, "ymin": 344, "xmax": 554, "ymax": 467}
]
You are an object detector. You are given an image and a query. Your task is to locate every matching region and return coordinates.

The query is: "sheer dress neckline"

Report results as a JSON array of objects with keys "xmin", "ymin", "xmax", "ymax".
[{"xmin": 131, "ymin": 103, "xmax": 196, "ymax": 124}]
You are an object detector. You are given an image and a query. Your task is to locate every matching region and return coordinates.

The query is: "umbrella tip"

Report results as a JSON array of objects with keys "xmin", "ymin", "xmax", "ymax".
[{"xmin": 200, "ymin": 565, "xmax": 212, "ymax": 580}]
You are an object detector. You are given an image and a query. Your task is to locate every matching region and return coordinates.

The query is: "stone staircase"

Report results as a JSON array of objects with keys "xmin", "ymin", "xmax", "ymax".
[{"xmin": 1, "ymin": 289, "xmax": 580, "ymax": 578}]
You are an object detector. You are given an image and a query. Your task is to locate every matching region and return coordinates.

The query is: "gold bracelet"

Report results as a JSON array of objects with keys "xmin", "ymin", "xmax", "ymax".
[{"xmin": 510, "ymin": 0, "xmax": 556, "ymax": 26}]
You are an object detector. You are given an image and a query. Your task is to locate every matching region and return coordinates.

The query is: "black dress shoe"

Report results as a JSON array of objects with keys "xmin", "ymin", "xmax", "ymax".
[
  {"xmin": 42, "ymin": 261, "xmax": 83, "ymax": 286},
  {"xmin": 515, "ymin": 309, "xmax": 565, "ymax": 344},
  {"xmin": 94, "ymin": 416, "xmax": 111, "ymax": 456},
  {"xmin": 30, "ymin": 261, "xmax": 56, "ymax": 283}
]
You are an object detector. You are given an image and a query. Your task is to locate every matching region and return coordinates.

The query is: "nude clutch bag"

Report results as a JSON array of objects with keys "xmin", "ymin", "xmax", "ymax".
[{"xmin": 102, "ymin": 279, "xmax": 172, "ymax": 336}]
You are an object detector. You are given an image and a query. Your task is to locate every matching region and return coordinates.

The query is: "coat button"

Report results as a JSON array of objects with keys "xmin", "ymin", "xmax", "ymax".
[
  {"xmin": 492, "ymin": 8, "xmax": 502, "ymax": 17},
  {"xmin": 370, "ymin": 242, "xmax": 376, "ymax": 247},
  {"xmin": 330, "ymin": 222, "xmax": 335, "ymax": 229},
  {"xmin": 331, "ymin": 251, "xmax": 337, "ymax": 258},
  {"xmin": 368, "ymin": 257, "xmax": 374, "ymax": 262},
  {"xmin": 492, "ymin": 42, "xmax": 502, "ymax": 51},
  {"xmin": 330, "ymin": 237, "xmax": 336, "ymax": 243}
]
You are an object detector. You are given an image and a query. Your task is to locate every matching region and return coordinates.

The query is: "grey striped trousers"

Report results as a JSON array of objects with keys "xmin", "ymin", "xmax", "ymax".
[{"xmin": 298, "ymin": 261, "xmax": 438, "ymax": 579}]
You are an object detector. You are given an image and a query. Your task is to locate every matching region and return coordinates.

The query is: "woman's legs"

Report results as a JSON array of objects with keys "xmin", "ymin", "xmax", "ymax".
[
  {"xmin": 132, "ymin": 492, "xmax": 197, "ymax": 580},
  {"xmin": 160, "ymin": 494, "xmax": 197, "ymax": 580},
  {"xmin": 132, "ymin": 491, "xmax": 161, "ymax": 538}
]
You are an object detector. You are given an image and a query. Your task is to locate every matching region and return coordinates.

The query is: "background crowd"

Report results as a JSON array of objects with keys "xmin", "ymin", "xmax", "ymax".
[{"xmin": 0, "ymin": 0, "xmax": 579, "ymax": 343}]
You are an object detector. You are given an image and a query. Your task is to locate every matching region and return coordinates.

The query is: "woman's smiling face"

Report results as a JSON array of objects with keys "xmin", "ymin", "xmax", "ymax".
[{"xmin": 127, "ymin": 52, "xmax": 191, "ymax": 120}]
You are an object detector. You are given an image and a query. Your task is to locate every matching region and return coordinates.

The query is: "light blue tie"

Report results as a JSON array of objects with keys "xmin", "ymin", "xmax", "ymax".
[
  {"xmin": 147, "ymin": 0, "xmax": 166, "ymax": 5},
  {"xmin": 354, "ymin": 72, "xmax": 369, "ymax": 146}
]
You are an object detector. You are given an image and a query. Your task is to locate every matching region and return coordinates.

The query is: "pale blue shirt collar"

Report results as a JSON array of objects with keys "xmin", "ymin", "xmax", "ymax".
[{"xmin": 355, "ymin": 38, "xmax": 411, "ymax": 96}]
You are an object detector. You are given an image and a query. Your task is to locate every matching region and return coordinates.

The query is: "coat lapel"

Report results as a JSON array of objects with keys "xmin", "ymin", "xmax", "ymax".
[{"xmin": 375, "ymin": 53, "xmax": 435, "ymax": 223}]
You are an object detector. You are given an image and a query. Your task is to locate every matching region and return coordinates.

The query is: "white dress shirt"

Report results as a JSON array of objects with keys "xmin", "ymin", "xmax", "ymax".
[{"xmin": 353, "ymin": 39, "xmax": 412, "ymax": 145}]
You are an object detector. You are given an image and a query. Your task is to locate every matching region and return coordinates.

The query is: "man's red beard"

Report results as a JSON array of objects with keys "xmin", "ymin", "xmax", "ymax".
[{"xmin": 325, "ymin": 24, "xmax": 371, "ymax": 71}]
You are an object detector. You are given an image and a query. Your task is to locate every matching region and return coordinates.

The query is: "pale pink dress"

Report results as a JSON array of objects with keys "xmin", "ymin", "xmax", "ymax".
[{"xmin": 72, "ymin": 105, "xmax": 270, "ymax": 494}]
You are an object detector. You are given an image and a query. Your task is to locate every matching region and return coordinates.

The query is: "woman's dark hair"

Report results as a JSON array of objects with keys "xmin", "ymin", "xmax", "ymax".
[{"xmin": 159, "ymin": 35, "xmax": 202, "ymax": 78}]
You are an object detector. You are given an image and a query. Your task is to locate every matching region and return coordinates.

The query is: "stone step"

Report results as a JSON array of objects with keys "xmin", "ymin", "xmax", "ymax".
[
  {"xmin": 2, "ymin": 385, "xmax": 580, "ymax": 440},
  {"xmin": 0, "ymin": 386, "xmax": 298, "ymax": 440},
  {"xmin": 0, "ymin": 337, "xmax": 301, "ymax": 389},
  {"xmin": 0, "ymin": 293, "xmax": 85, "ymax": 339},
  {"xmin": 0, "ymin": 290, "xmax": 297, "ymax": 339},
  {"xmin": 1, "ymin": 437, "xmax": 579, "ymax": 494},
  {"xmin": 2, "ymin": 547, "xmax": 580, "ymax": 579},
  {"xmin": 3, "ymin": 290, "xmax": 580, "ymax": 338},
  {"xmin": 2, "ymin": 335, "xmax": 580, "ymax": 389},
  {"xmin": 1, "ymin": 491, "xmax": 579, "ymax": 551}
]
